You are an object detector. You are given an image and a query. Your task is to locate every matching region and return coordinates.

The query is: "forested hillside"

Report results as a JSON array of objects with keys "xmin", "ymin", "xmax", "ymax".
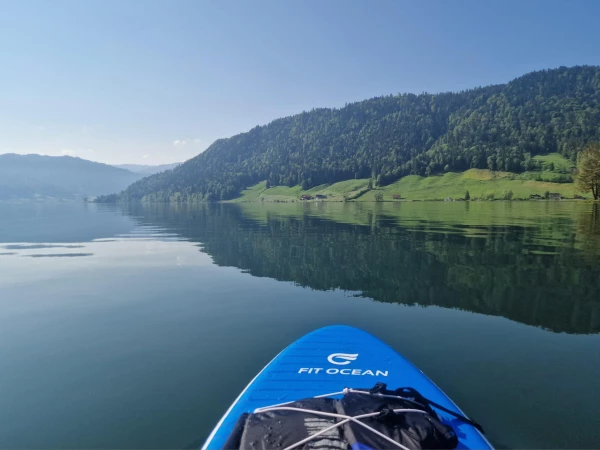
[{"xmin": 108, "ymin": 66, "xmax": 600, "ymax": 202}]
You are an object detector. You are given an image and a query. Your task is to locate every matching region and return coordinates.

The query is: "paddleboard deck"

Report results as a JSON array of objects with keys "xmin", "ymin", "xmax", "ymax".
[{"xmin": 202, "ymin": 325, "xmax": 492, "ymax": 449}]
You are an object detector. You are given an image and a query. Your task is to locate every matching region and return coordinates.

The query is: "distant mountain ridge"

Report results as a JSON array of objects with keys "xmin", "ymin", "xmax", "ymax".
[
  {"xmin": 109, "ymin": 66, "xmax": 600, "ymax": 202},
  {"xmin": 0, "ymin": 154, "xmax": 145, "ymax": 200},
  {"xmin": 114, "ymin": 163, "xmax": 181, "ymax": 175}
]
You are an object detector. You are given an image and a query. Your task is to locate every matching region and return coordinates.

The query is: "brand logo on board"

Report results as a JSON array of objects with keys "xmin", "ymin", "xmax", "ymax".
[
  {"xmin": 298, "ymin": 352, "xmax": 387, "ymax": 377},
  {"xmin": 327, "ymin": 353, "xmax": 358, "ymax": 365}
]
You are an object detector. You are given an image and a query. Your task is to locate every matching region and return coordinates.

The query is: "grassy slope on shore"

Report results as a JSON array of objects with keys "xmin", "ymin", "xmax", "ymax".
[
  {"xmin": 233, "ymin": 171, "xmax": 581, "ymax": 203},
  {"xmin": 359, "ymin": 169, "xmax": 577, "ymax": 201},
  {"xmin": 232, "ymin": 179, "xmax": 371, "ymax": 203},
  {"xmin": 231, "ymin": 153, "xmax": 583, "ymax": 202}
]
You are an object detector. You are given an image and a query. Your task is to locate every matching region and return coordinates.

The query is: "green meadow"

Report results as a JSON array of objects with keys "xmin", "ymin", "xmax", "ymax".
[{"xmin": 232, "ymin": 154, "xmax": 585, "ymax": 203}]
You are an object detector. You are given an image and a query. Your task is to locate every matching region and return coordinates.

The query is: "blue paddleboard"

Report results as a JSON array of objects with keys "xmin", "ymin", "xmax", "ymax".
[{"xmin": 202, "ymin": 325, "xmax": 492, "ymax": 449}]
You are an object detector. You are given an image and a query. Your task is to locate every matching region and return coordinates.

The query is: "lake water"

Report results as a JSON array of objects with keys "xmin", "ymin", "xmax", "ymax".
[{"xmin": 1, "ymin": 201, "xmax": 599, "ymax": 449}]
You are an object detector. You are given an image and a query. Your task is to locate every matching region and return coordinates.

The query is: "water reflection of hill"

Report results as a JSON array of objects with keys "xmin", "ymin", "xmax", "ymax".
[
  {"xmin": 124, "ymin": 203, "xmax": 600, "ymax": 335},
  {"xmin": 0, "ymin": 202, "xmax": 135, "ymax": 243}
]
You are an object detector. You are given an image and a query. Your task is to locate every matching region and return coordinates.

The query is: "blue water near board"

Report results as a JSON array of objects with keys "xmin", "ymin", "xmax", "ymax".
[{"xmin": 202, "ymin": 325, "xmax": 492, "ymax": 449}]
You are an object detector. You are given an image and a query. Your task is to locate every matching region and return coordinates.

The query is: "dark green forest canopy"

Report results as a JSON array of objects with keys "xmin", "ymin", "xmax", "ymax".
[{"xmin": 107, "ymin": 66, "xmax": 600, "ymax": 202}]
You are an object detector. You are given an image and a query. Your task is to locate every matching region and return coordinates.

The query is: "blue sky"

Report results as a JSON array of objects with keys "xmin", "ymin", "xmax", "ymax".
[{"xmin": 1, "ymin": 0, "xmax": 599, "ymax": 165}]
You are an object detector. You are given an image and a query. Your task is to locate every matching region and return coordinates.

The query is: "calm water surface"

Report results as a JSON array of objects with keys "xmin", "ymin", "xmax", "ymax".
[{"xmin": 1, "ymin": 201, "xmax": 599, "ymax": 449}]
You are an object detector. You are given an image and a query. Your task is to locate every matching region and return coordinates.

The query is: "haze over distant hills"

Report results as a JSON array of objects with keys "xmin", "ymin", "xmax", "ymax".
[
  {"xmin": 114, "ymin": 163, "xmax": 181, "ymax": 175},
  {"xmin": 110, "ymin": 66, "xmax": 600, "ymax": 202},
  {"xmin": 0, "ymin": 154, "xmax": 145, "ymax": 200}
]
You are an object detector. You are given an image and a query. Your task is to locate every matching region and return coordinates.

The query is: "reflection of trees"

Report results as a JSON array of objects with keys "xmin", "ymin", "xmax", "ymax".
[
  {"xmin": 125, "ymin": 203, "xmax": 600, "ymax": 335},
  {"xmin": 576, "ymin": 203, "xmax": 600, "ymax": 259}
]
